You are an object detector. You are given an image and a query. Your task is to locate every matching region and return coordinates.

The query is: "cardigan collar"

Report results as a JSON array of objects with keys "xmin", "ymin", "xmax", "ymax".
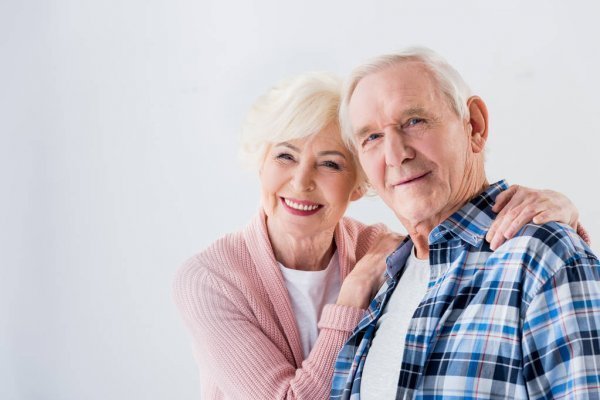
[{"xmin": 242, "ymin": 210, "xmax": 355, "ymax": 367}]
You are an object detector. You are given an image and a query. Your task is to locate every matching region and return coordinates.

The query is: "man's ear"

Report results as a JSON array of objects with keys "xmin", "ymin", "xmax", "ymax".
[{"xmin": 466, "ymin": 96, "xmax": 488, "ymax": 153}]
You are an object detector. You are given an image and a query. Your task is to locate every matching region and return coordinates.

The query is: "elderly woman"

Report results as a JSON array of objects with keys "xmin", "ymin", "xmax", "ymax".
[{"xmin": 173, "ymin": 73, "xmax": 585, "ymax": 400}]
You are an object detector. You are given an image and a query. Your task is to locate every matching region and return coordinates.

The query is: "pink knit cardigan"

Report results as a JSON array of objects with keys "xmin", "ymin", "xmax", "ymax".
[{"xmin": 173, "ymin": 212, "xmax": 386, "ymax": 399}]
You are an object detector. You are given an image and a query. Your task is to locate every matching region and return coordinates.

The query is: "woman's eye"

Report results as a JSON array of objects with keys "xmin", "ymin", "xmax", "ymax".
[
  {"xmin": 276, "ymin": 153, "xmax": 295, "ymax": 161},
  {"xmin": 321, "ymin": 160, "xmax": 341, "ymax": 170}
]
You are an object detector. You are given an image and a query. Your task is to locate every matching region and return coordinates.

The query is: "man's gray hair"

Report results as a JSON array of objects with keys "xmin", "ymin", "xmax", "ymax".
[{"xmin": 339, "ymin": 47, "xmax": 472, "ymax": 146}]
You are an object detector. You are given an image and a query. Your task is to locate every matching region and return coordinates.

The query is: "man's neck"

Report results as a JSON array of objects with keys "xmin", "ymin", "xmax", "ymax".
[{"xmin": 407, "ymin": 178, "xmax": 489, "ymax": 260}]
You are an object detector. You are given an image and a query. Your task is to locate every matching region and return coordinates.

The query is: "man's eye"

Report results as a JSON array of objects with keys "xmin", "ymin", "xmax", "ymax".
[
  {"xmin": 321, "ymin": 161, "xmax": 341, "ymax": 170},
  {"xmin": 363, "ymin": 133, "xmax": 382, "ymax": 146},
  {"xmin": 405, "ymin": 118, "xmax": 425, "ymax": 127}
]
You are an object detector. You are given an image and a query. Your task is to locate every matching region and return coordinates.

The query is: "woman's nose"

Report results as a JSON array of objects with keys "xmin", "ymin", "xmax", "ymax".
[{"xmin": 291, "ymin": 165, "xmax": 315, "ymax": 192}]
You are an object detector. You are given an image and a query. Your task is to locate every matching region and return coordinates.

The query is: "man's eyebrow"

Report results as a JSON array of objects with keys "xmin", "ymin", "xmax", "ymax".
[
  {"xmin": 354, "ymin": 126, "xmax": 374, "ymax": 141},
  {"xmin": 318, "ymin": 150, "xmax": 347, "ymax": 159},
  {"xmin": 403, "ymin": 106, "xmax": 429, "ymax": 117},
  {"xmin": 353, "ymin": 106, "xmax": 434, "ymax": 138}
]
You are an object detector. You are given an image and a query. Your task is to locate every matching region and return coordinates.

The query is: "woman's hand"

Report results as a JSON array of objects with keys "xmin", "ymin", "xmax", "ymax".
[
  {"xmin": 486, "ymin": 185, "xmax": 580, "ymax": 250},
  {"xmin": 336, "ymin": 232, "xmax": 404, "ymax": 309}
]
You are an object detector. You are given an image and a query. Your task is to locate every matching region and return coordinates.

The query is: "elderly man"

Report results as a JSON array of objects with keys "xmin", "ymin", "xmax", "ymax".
[{"xmin": 331, "ymin": 48, "xmax": 600, "ymax": 399}]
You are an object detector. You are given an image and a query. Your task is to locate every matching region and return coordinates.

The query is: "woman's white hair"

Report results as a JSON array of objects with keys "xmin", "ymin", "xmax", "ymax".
[
  {"xmin": 339, "ymin": 46, "xmax": 472, "ymax": 146},
  {"xmin": 240, "ymin": 72, "xmax": 368, "ymax": 192}
]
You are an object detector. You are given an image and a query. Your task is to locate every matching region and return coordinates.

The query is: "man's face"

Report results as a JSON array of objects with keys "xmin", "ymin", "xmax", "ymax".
[{"xmin": 349, "ymin": 62, "xmax": 478, "ymax": 230}]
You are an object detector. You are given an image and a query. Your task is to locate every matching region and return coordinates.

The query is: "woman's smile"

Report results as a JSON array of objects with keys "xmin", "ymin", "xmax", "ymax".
[{"xmin": 280, "ymin": 197, "xmax": 323, "ymax": 216}]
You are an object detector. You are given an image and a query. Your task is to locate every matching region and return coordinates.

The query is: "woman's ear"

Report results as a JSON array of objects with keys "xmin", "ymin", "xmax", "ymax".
[
  {"xmin": 466, "ymin": 96, "xmax": 489, "ymax": 153},
  {"xmin": 350, "ymin": 184, "xmax": 367, "ymax": 202}
]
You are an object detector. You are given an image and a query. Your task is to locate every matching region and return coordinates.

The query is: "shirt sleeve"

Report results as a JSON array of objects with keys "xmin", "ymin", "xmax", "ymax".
[
  {"xmin": 173, "ymin": 258, "xmax": 365, "ymax": 400},
  {"xmin": 521, "ymin": 260, "xmax": 600, "ymax": 399}
]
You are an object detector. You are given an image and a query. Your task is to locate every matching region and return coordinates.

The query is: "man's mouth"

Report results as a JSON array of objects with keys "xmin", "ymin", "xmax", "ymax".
[{"xmin": 393, "ymin": 172, "xmax": 430, "ymax": 186}]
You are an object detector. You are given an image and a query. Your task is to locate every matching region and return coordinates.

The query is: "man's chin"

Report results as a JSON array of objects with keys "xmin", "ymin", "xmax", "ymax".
[{"xmin": 392, "ymin": 205, "xmax": 441, "ymax": 233}]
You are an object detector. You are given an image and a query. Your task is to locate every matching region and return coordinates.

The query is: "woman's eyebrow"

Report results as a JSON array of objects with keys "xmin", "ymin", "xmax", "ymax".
[
  {"xmin": 275, "ymin": 143, "xmax": 346, "ymax": 159},
  {"xmin": 274, "ymin": 142, "xmax": 300, "ymax": 151}
]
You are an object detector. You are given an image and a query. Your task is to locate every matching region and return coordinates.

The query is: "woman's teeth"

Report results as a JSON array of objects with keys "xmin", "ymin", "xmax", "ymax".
[{"xmin": 284, "ymin": 199, "xmax": 319, "ymax": 211}]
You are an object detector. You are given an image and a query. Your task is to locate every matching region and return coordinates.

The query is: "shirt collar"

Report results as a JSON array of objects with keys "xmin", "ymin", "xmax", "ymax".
[
  {"xmin": 385, "ymin": 235, "xmax": 414, "ymax": 279},
  {"xmin": 429, "ymin": 180, "xmax": 509, "ymax": 246},
  {"xmin": 385, "ymin": 180, "xmax": 509, "ymax": 279}
]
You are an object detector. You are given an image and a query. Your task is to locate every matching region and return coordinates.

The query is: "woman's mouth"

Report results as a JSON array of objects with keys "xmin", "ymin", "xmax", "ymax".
[{"xmin": 280, "ymin": 197, "xmax": 323, "ymax": 216}]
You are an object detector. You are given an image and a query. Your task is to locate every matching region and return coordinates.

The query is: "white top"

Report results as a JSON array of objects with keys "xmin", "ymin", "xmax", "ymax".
[
  {"xmin": 360, "ymin": 248, "xmax": 430, "ymax": 400},
  {"xmin": 279, "ymin": 251, "xmax": 342, "ymax": 358}
]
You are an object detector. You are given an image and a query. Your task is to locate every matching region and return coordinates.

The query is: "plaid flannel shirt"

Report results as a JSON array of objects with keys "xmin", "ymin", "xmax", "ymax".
[{"xmin": 331, "ymin": 180, "xmax": 600, "ymax": 399}]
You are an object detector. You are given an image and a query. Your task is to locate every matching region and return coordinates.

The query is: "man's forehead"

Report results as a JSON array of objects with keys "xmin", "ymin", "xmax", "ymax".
[
  {"xmin": 353, "ymin": 63, "xmax": 437, "ymax": 103},
  {"xmin": 349, "ymin": 63, "xmax": 442, "ymax": 124}
]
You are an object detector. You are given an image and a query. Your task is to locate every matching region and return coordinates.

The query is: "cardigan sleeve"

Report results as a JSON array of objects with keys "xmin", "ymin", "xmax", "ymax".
[{"xmin": 173, "ymin": 257, "xmax": 365, "ymax": 400}]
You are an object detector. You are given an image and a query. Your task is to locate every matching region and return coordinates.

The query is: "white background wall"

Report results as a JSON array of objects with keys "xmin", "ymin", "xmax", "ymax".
[{"xmin": 2, "ymin": 1, "xmax": 599, "ymax": 399}]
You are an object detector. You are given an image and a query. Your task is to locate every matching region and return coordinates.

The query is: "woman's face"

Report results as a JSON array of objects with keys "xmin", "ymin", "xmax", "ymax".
[{"xmin": 260, "ymin": 124, "xmax": 363, "ymax": 238}]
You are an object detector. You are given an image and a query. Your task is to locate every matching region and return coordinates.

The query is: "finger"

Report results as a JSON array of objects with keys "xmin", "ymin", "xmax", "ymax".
[
  {"xmin": 487, "ymin": 213, "xmax": 507, "ymax": 244},
  {"xmin": 535, "ymin": 190, "xmax": 578, "ymax": 228},
  {"xmin": 487, "ymin": 204, "xmax": 511, "ymax": 242},
  {"xmin": 489, "ymin": 216, "xmax": 513, "ymax": 250},
  {"xmin": 374, "ymin": 235, "xmax": 402, "ymax": 253},
  {"xmin": 492, "ymin": 185, "xmax": 519, "ymax": 212},
  {"xmin": 486, "ymin": 215, "xmax": 505, "ymax": 244},
  {"xmin": 487, "ymin": 191, "xmax": 527, "ymax": 243},
  {"xmin": 485, "ymin": 224, "xmax": 496, "ymax": 245},
  {"xmin": 540, "ymin": 189, "xmax": 573, "ymax": 214},
  {"xmin": 490, "ymin": 186, "xmax": 550, "ymax": 242},
  {"xmin": 577, "ymin": 223, "xmax": 592, "ymax": 246},
  {"xmin": 363, "ymin": 233, "xmax": 404, "ymax": 265},
  {"xmin": 532, "ymin": 210, "xmax": 552, "ymax": 225},
  {"xmin": 517, "ymin": 189, "xmax": 574, "ymax": 225},
  {"xmin": 493, "ymin": 200, "xmax": 551, "ymax": 247},
  {"xmin": 490, "ymin": 203, "xmax": 528, "ymax": 249},
  {"xmin": 383, "ymin": 233, "xmax": 404, "ymax": 248},
  {"xmin": 503, "ymin": 205, "xmax": 540, "ymax": 239},
  {"xmin": 489, "ymin": 211, "xmax": 515, "ymax": 250},
  {"xmin": 533, "ymin": 211, "xmax": 578, "ymax": 230}
]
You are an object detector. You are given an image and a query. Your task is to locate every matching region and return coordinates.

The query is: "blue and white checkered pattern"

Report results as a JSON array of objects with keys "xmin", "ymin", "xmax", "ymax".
[{"xmin": 331, "ymin": 180, "xmax": 600, "ymax": 399}]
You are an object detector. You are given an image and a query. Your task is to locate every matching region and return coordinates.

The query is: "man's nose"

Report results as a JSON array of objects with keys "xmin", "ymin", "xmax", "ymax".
[{"xmin": 384, "ymin": 130, "xmax": 415, "ymax": 167}]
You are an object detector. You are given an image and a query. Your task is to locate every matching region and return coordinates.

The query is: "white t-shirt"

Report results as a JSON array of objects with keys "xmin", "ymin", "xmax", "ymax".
[
  {"xmin": 279, "ymin": 251, "xmax": 342, "ymax": 358},
  {"xmin": 360, "ymin": 248, "xmax": 430, "ymax": 400}
]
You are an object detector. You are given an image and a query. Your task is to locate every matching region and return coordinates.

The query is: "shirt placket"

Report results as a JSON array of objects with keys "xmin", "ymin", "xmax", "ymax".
[{"xmin": 401, "ymin": 238, "xmax": 464, "ymax": 397}]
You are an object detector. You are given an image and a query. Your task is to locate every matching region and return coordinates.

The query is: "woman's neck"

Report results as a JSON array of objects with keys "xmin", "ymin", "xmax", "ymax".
[{"xmin": 266, "ymin": 218, "xmax": 336, "ymax": 271}]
